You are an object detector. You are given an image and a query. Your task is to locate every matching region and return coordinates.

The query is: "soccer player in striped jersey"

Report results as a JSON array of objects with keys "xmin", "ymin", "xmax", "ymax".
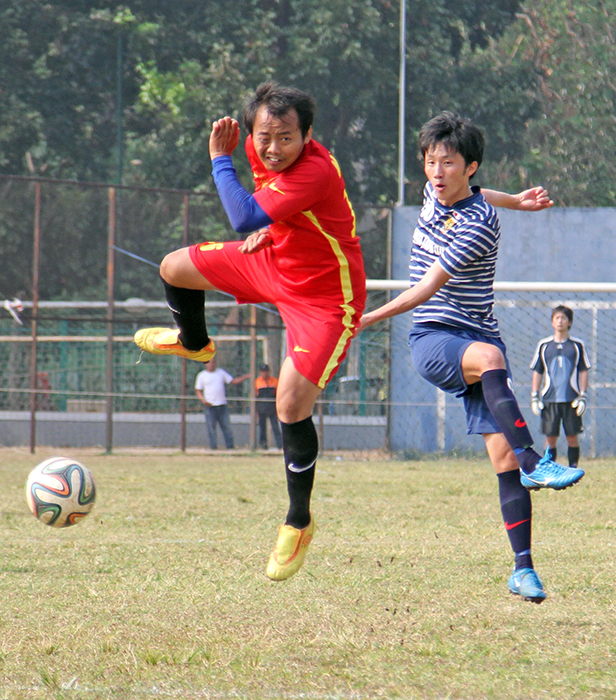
[
  {"xmin": 360, "ymin": 111, "xmax": 584, "ymax": 603},
  {"xmin": 134, "ymin": 82, "xmax": 366, "ymax": 581}
]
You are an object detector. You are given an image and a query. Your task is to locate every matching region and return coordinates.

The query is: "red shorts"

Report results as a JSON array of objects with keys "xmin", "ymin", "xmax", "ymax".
[{"xmin": 189, "ymin": 241, "xmax": 365, "ymax": 388}]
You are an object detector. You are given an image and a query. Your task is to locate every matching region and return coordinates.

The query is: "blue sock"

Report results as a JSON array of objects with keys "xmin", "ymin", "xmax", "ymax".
[
  {"xmin": 513, "ymin": 447, "xmax": 540, "ymax": 474},
  {"xmin": 498, "ymin": 470, "xmax": 533, "ymax": 570},
  {"xmin": 515, "ymin": 549, "xmax": 534, "ymax": 571},
  {"xmin": 482, "ymin": 369, "xmax": 539, "ymax": 474}
]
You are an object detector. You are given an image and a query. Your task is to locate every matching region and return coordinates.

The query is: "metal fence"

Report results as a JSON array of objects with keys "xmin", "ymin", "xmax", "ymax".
[
  {"xmin": 4, "ymin": 174, "xmax": 614, "ymax": 460},
  {"xmin": 385, "ymin": 282, "xmax": 616, "ymax": 459},
  {"xmin": 0, "ymin": 174, "xmax": 390, "ymax": 453}
]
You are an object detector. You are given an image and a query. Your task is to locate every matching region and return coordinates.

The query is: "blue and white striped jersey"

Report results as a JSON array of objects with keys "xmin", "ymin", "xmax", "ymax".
[{"xmin": 409, "ymin": 182, "xmax": 501, "ymax": 336}]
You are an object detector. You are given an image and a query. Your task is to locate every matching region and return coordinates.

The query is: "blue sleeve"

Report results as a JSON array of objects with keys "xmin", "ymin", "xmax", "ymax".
[{"xmin": 212, "ymin": 156, "xmax": 273, "ymax": 233}]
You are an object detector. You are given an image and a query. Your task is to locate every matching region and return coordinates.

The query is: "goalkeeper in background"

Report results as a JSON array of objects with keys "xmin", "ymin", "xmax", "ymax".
[{"xmin": 530, "ymin": 305, "xmax": 590, "ymax": 468}]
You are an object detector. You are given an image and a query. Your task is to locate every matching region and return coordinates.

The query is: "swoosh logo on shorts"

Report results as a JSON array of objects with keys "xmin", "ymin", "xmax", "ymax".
[
  {"xmin": 505, "ymin": 519, "xmax": 531, "ymax": 530},
  {"xmin": 293, "ymin": 346, "xmax": 310, "ymax": 353},
  {"xmin": 515, "ymin": 419, "xmax": 527, "ymax": 428}
]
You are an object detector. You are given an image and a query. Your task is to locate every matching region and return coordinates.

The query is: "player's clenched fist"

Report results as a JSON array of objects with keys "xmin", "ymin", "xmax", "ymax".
[{"xmin": 209, "ymin": 117, "xmax": 241, "ymax": 159}]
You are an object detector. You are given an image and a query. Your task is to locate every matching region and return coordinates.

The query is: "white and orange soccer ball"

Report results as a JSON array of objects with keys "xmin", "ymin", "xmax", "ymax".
[{"xmin": 25, "ymin": 457, "xmax": 96, "ymax": 528}]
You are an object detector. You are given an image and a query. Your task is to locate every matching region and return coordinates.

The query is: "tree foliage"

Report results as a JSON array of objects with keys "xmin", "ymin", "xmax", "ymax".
[
  {"xmin": 3, "ymin": 1, "xmax": 614, "ymax": 206},
  {"xmin": 479, "ymin": 0, "xmax": 616, "ymax": 206},
  {"xmin": 1, "ymin": 0, "xmax": 532, "ymax": 205}
]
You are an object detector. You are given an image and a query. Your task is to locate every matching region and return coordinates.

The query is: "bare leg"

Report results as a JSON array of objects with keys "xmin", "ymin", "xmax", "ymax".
[
  {"xmin": 484, "ymin": 432, "xmax": 520, "ymax": 474},
  {"xmin": 460, "ymin": 341, "xmax": 506, "ymax": 383},
  {"xmin": 275, "ymin": 357, "xmax": 322, "ymax": 424}
]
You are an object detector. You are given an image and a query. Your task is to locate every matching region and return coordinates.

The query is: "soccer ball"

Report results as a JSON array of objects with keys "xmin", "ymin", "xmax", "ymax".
[{"xmin": 25, "ymin": 457, "xmax": 96, "ymax": 528}]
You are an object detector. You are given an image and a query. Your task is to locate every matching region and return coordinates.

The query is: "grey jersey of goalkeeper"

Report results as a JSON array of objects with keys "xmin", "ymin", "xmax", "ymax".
[{"xmin": 530, "ymin": 305, "xmax": 590, "ymax": 468}]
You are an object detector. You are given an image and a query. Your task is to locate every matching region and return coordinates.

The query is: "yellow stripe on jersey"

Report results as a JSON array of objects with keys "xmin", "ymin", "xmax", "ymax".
[
  {"xmin": 345, "ymin": 190, "xmax": 357, "ymax": 237},
  {"xmin": 301, "ymin": 209, "xmax": 358, "ymax": 388},
  {"xmin": 329, "ymin": 155, "xmax": 357, "ymax": 238},
  {"xmin": 329, "ymin": 154, "xmax": 342, "ymax": 177},
  {"xmin": 318, "ymin": 304, "xmax": 355, "ymax": 388},
  {"xmin": 302, "ymin": 211, "xmax": 354, "ymax": 304}
]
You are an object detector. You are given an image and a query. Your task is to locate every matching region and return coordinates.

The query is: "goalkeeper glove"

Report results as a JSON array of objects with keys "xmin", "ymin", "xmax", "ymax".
[
  {"xmin": 530, "ymin": 391, "xmax": 544, "ymax": 416},
  {"xmin": 571, "ymin": 392, "xmax": 587, "ymax": 416}
]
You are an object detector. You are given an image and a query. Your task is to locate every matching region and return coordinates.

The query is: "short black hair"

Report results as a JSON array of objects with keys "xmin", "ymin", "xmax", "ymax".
[
  {"xmin": 418, "ymin": 111, "xmax": 484, "ymax": 172},
  {"xmin": 552, "ymin": 305, "xmax": 573, "ymax": 325},
  {"xmin": 243, "ymin": 82, "xmax": 316, "ymax": 139}
]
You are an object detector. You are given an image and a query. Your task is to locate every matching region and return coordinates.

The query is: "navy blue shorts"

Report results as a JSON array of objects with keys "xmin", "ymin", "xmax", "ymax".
[{"xmin": 408, "ymin": 323, "xmax": 511, "ymax": 436}]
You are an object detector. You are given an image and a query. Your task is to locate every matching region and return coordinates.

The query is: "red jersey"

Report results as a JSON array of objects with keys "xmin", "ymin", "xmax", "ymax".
[
  {"xmin": 189, "ymin": 136, "xmax": 366, "ymax": 388},
  {"xmin": 246, "ymin": 136, "xmax": 366, "ymax": 309}
]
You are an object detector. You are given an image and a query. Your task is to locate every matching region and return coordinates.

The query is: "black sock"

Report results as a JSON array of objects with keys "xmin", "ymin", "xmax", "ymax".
[
  {"xmin": 162, "ymin": 277, "xmax": 209, "ymax": 350},
  {"xmin": 498, "ymin": 470, "xmax": 533, "ymax": 570},
  {"xmin": 481, "ymin": 369, "xmax": 538, "ymax": 473},
  {"xmin": 281, "ymin": 417, "xmax": 318, "ymax": 530},
  {"xmin": 568, "ymin": 446, "xmax": 580, "ymax": 468},
  {"xmin": 547, "ymin": 446, "xmax": 557, "ymax": 461}
]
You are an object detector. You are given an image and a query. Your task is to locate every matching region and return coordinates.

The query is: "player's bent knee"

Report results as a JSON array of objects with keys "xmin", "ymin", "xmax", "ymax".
[
  {"xmin": 159, "ymin": 251, "xmax": 184, "ymax": 284},
  {"xmin": 160, "ymin": 249, "xmax": 213, "ymax": 289},
  {"xmin": 276, "ymin": 404, "xmax": 313, "ymax": 425},
  {"xmin": 477, "ymin": 345, "xmax": 506, "ymax": 372}
]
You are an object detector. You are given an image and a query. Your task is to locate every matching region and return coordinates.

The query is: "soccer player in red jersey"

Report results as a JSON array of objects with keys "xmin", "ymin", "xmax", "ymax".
[{"xmin": 135, "ymin": 82, "xmax": 366, "ymax": 580}]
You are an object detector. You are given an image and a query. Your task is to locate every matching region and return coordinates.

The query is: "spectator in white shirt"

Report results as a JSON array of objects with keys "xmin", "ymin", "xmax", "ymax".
[{"xmin": 195, "ymin": 358, "xmax": 250, "ymax": 449}]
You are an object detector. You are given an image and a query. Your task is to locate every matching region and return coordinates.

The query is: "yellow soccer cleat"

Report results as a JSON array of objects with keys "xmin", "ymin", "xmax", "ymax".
[
  {"xmin": 266, "ymin": 517, "xmax": 316, "ymax": 581},
  {"xmin": 134, "ymin": 328, "xmax": 216, "ymax": 363}
]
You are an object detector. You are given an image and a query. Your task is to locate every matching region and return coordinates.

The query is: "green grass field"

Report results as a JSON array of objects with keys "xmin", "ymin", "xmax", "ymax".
[{"xmin": 0, "ymin": 447, "xmax": 614, "ymax": 699}]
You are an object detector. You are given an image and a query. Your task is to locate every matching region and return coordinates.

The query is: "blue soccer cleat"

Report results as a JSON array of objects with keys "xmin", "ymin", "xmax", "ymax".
[
  {"xmin": 508, "ymin": 567, "xmax": 546, "ymax": 604},
  {"xmin": 520, "ymin": 449, "xmax": 584, "ymax": 491}
]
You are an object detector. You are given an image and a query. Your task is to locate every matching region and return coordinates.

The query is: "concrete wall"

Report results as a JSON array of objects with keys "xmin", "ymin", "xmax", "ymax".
[
  {"xmin": 496, "ymin": 208, "xmax": 615, "ymax": 283},
  {"xmin": 0, "ymin": 411, "xmax": 386, "ymax": 452},
  {"xmin": 391, "ymin": 206, "xmax": 616, "ymax": 284}
]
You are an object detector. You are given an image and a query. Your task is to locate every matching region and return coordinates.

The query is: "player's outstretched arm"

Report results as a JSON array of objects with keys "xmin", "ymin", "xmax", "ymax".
[
  {"xmin": 482, "ymin": 186, "xmax": 554, "ymax": 211},
  {"xmin": 359, "ymin": 261, "xmax": 450, "ymax": 332}
]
